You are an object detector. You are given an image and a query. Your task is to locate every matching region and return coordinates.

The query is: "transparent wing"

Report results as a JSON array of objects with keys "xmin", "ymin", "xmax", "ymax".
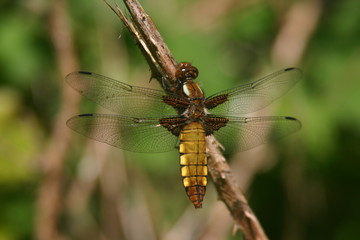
[
  {"xmin": 206, "ymin": 68, "xmax": 302, "ymax": 115},
  {"xmin": 67, "ymin": 114, "xmax": 179, "ymax": 153},
  {"xmin": 210, "ymin": 115, "xmax": 301, "ymax": 153},
  {"xmin": 66, "ymin": 71, "xmax": 177, "ymax": 117}
]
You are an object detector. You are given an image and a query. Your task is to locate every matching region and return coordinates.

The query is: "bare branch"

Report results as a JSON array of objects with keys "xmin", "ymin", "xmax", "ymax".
[
  {"xmin": 103, "ymin": 0, "xmax": 178, "ymax": 87},
  {"xmin": 271, "ymin": 0, "xmax": 322, "ymax": 66},
  {"xmin": 206, "ymin": 136, "xmax": 269, "ymax": 240},
  {"xmin": 35, "ymin": 0, "xmax": 80, "ymax": 240}
]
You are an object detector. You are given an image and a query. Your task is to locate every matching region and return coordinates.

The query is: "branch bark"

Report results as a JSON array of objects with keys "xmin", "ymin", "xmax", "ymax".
[
  {"xmin": 103, "ymin": 0, "xmax": 268, "ymax": 239},
  {"xmin": 206, "ymin": 136, "xmax": 268, "ymax": 240},
  {"xmin": 103, "ymin": 0, "xmax": 177, "ymax": 87}
]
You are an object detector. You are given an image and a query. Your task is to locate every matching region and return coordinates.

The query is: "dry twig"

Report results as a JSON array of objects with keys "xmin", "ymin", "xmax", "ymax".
[
  {"xmin": 271, "ymin": 0, "xmax": 322, "ymax": 66},
  {"xmin": 35, "ymin": 0, "xmax": 80, "ymax": 240},
  {"xmin": 103, "ymin": 0, "xmax": 268, "ymax": 239},
  {"xmin": 103, "ymin": 0, "xmax": 177, "ymax": 87}
]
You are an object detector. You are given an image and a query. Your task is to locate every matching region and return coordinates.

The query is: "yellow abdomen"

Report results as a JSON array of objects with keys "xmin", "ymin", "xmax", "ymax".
[{"xmin": 179, "ymin": 122, "xmax": 207, "ymax": 208}]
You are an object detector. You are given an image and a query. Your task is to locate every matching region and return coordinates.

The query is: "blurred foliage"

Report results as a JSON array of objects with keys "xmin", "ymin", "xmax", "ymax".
[{"xmin": 1, "ymin": 0, "xmax": 360, "ymax": 239}]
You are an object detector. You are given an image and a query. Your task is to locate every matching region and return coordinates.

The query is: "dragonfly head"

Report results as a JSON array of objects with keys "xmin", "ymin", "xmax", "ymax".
[{"xmin": 176, "ymin": 62, "xmax": 199, "ymax": 83}]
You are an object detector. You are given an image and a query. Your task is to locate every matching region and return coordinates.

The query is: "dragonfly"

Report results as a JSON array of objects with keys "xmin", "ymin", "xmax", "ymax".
[{"xmin": 66, "ymin": 62, "xmax": 302, "ymax": 208}]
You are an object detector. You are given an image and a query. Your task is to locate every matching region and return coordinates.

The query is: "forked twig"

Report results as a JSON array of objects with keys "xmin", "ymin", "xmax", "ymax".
[
  {"xmin": 103, "ymin": 0, "xmax": 177, "ymax": 87},
  {"xmin": 103, "ymin": 0, "xmax": 268, "ymax": 239}
]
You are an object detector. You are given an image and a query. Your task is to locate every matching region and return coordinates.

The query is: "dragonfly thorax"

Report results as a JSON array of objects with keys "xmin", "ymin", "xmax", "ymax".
[
  {"xmin": 182, "ymin": 101, "xmax": 207, "ymax": 122},
  {"xmin": 182, "ymin": 82, "xmax": 204, "ymax": 98}
]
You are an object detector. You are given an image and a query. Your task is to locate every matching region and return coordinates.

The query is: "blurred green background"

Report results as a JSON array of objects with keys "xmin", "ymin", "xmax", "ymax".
[{"xmin": 1, "ymin": 0, "xmax": 360, "ymax": 239}]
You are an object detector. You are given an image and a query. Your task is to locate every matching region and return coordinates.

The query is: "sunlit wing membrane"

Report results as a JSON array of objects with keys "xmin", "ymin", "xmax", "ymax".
[
  {"xmin": 206, "ymin": 68, "xmax": 302, "ymax": 115},
  {"xmin": 67, "ymin": 114, "xmax": 179, "ymax": 153},
  {"xmin": 209, "ymin": 115, "xmax": 301, "ymax": 153},
  {"xmin": 66, "ymin": 71, "xmax": 177, "ymax": 117}
]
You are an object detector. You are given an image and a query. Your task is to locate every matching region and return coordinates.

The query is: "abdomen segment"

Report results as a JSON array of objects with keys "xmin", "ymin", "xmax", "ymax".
[{"xmin": 179, "ymin": 122, "xmax": 207, "ymax": 208}]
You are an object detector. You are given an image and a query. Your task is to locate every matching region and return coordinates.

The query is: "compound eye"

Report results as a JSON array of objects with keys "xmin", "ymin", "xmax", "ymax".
[
  {"xmin": 175, "ymin": 62, "xmax": 199, "ymax": 81},
  {"xmin": 187, "ymin": 68, "xmax": 198, "ymax": 79}
]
